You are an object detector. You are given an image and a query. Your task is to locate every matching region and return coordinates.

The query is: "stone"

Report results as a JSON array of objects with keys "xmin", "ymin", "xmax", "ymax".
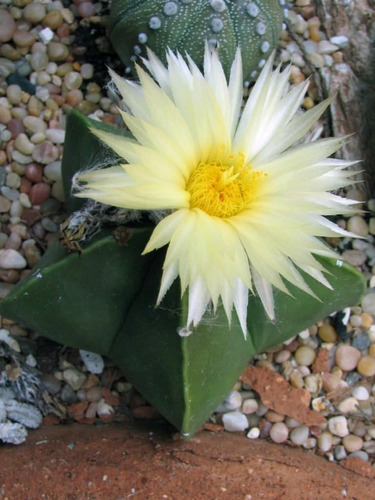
[
  {"xmin": 294, "ymin": 346, "xmax": 316, "ymax": 366},
  {"xmin": 352, "ymin": 386, "xmax": 370, "ymax": 401},
  {"xmin": 0, "ymin": 10, "xmax": 16, "ymax": 43},
  {"xmin": 335, "ymin": 345, "xmax": 361, "ymax": 371},
  {"xmin": 79, "ymin": 350, "xmax": 104, "ymax": 375},
  {"xmin": 269, "ymin": 422, "xmax": 289, "ymax": 444},
  {"xmin": 290, "ymin": 425, "xmax": 309, "ymax": 445},
  {"xmin": 347, "ymin": 215, "xmax": 369, "ymax": 237},
  {"xmin": 28, "ymin": 183, "xmax": 51, "ymax": 206},
  {"xmin": 86, "ymin": 386, "xmax": 102, "ymax": 403},
  {"xmin": 63, "ymin": 367, "xmax": 87, "ymax": 391},
  {"xmin": 342, "ymin": 249, "xmax": 367, "ymax": 267},
  {"xmin": 317, "ymin": 431, "xmax": 333, "ymax": 452},
  {"xmin": 222, "ymin": 411, "xmax": 248, "ymax": 432},
  {"xmin": 328, "ymin": 416, "xmax": 349, "ymax": 437},
  {"xmin": 241, "ymin": 398, "xmax": 258, "ymax": 414},
  {"xmin": 361, "ymin": 293, "xmax": 375, "ymax": 315},
  {"xmin": 337, "ymin": 397, "xmax": 359, "ymax": 414},
  {"xmin": 0, "ymin": 249, "xmax": 26, "ymax": 269},
  {"xmin": 357, "ymin": 355, "xmax": 375, "ymax": 377},
  {"xmin": 216, "ymin": 391, "xmax": 242, "ymax": 412},
  {"xmin": 343, "ymin": 434, "xmax": 363, "ymax": 453}
]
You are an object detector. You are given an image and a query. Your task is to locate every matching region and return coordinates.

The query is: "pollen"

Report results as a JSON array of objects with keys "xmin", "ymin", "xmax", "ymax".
[{"xmin": 186, "ymin": 152, "xmax": 265, "ymax": 218}]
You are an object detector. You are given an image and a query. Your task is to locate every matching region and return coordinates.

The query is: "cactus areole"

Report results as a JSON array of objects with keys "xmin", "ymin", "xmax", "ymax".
[{"xmin": 109, "ymin": 0, "xmax": 284, "ymax": 83}]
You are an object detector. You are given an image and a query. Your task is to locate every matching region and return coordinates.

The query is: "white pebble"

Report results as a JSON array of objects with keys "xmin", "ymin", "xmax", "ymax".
[
  {"xmin": 317, "ymin": 431, "xmax": 333, "ymax": 452},
  {"xmin": 318, "ymin": 40, "xmax": 339, "ymax": 54},
  {"xmin": 216, "ymin": 390, "xmax": 242, "ymax": 412},
  {"xmin": 247, "ymin": 427, "xmax": 260, "ymax": 439},
  {"xmin": 270, "ymin": 422, "xmax": 289, "ymax": 443},
  {"xmin": 352, "ymin": 386, "xmax": 369, "ymax": 401},
  {"xmin": 337, "ymin": 397, "xmax": 359, "ymax": 414},
  {"xmin": 0, "ymin": 249, "xmax": 26, "ymax": 269},
  {"xmin": 328, "ymin": 416, "xmax": 349, "ymax": 437},
  {"xmin": 361, "ymin": 293, "xmax": 375, "ymax": 315},
  {"xmin": 329, "ymin": 35, "xmax": 349, "ymax": 49},
  {"xmin": 222, "ymin": 411, "xmax": 248, "ymax": 432},
  {"xmin": 242, "ymin": 398, "xmax": 259, "ymax": 414},
  {"xmin": 97, "ymin": 398, "xmax": 114, "ymax": 416},
  {"xmin": 45, "ymin": 128, "xmax": 65, "ymax": 144},
  {"xmin": 79, "ymin": 350, "xmax": 104, "ymax": 375},
  {"xmin": 290, "ymin": 425, "xmax": 309, "ymax": 445}
]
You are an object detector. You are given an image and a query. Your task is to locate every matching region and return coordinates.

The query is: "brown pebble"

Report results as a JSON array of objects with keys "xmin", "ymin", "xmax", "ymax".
[
  {"xmin": 0, "ymin": 9, "xmax": 16, "ymax": 43},
  {"xmin": 8, "ymin": 118, "xmax": 25, "ymax": 139},
  {"xmin": 357, "ymin": 355, "xmax": 375, "ymax": 377},
  {"xmin": 101, "ymin": 387, "xmax": 120, "ymax": 407},
  {"xmin": 0, "ymin": 44, "xmax": 22, "ymax": 61},
  {"xmin": 28, "ymin": 182, "xmax": 51, "ymax": 205},
  {"xmin": 13, "ymin": 29, "xmax": 35, "ymax": 47},
  {"xmin": 0, "ymin": 269, "xmax": 20, "ymax": 283},
  {"xmin": 0, "ymin": 195, "xmax": 11, "ymax": 213},
  {"xmin": 25, "ymin": 163, "xmax": 43, "ymax": 183},
  {"xmin": 318, "ymin": 324, "xmax": 337, "ymax": 343},
  {"xmin": 57, "ymin": 23, "xmax": 70, "ymax": 38},
  {"xmin": 65, "ymin": 89, "xmax": 84, "ymax": 107},
  {"xmin": 20, "ymin": 177, "xmax": 32, "ymax": 194},
  {"xmin": 312, "ymin": 349, "xmax": 330, "ymax": 373},
  {"xmin": 42, "ymin": 10, "xmax": 63, "ymax": 29}
]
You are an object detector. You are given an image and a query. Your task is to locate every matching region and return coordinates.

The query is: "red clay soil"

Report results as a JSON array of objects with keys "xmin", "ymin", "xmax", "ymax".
[{"xmin": 0, "ymin": 421, "xmax": 373, "ymax": 500}]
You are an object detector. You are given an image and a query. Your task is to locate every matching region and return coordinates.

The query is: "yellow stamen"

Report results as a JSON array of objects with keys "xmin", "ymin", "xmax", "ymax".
[{"xmin": 186, "ymin": 153, "xmax": 265, "ymax": 218}]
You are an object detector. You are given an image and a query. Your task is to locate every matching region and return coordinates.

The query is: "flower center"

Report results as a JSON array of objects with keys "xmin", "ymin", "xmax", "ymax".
[{"xmin": 186, "ymin": 153, "xmax": 265, "ymax": 218}]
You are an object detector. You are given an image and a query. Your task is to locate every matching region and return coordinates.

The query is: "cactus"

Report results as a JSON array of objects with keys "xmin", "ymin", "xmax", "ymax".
[{"xmin": 109, "ymin": 0, "xmax": 284, "ymax": 82}]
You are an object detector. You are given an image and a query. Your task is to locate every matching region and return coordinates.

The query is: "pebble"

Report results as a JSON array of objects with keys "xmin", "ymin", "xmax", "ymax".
[
  {"xmin": 328, "ymin": 416, "xmax": 349, "ymax": 437},
  {"xmin": 342, "ymin": 249, "xmax": 367, "ymax": 267},
  {"xmin": 63, "ymin": 367, "xmax": 87, "ymax": 391},
  {"xmin": 47, "ymin": 42, "xmax": 69, "ymax": 62},
  {"xmin": 317, "ymin": 431, "xmax": 333, "ymax": 452},
  {"xmin": 6, "ymin": 84, "xmax": 22, "ymax": 105},
  {"xmin": 222, "ymin": 411, "xmax": 249, "ymax": 432},
  {"xmin": 0, "ymin": 195, "xmax": 11, "ymax": 213},
  {"xmin": 41, "ymin": 373, "xmax": 61, "ymax": 395},
  {"xmin": 14, "ymin": 133, "xmax": 35, "ymax": 155},
  {"xmin": 25, "ymin": 164, "xmax": 43, "ymax": 183},
  {"xmin": 347, "ymin": 215, "xmax": 369, "ymax": 237},
  {"xmin": 329, "ymin": 35, "xmax": 349, "ymax": 50},
  {"xmin": 23, "ymin": 2, "xmax": 47, "ymax": 24},
  {"xmin": 216, "ymin": 391, "xmax": 242, "ymax": 412},
  {"xmin": 335, "ymin": 345, "xmax": 361, "ymax": 371},
  {"xmin": 45, "ymin": 128, "xmax": 65, "ymax": 144},
  {"xmin": 0, "ymin": 249, "xmax": 26, "ymax": 269},
  {"xmin": 334, "ymin": 445, "xmax": 347, "ymax": 461},
  {"xmin": 290, "ymin": 425, "xmax": 309, "ymax": 445},
  {"xmin": 337, "ymin": 397, "xmax": 359, "ymax": 414},
  {"xmin": 97, "ymin": 398, "xmax": 114, "ymax": 417},
  {"xmin": 79, "ymin": 350, "xmax": 105, "ymax": 375},
  {"xmin": 0, "ymin": 10, "xmax": 16, "ymax": 43},
  {"xmin": 242, "ymin": 398, "xmax": 259, "ymax": 414},
  {"xmin": 23, "ymin": 116, "xmax": 47, "ymax": 134},
  {"xmin": 357, "ymin": 355, "xmax": 375, "ymax": 377},
  {"xmin": 269, "ymin": 422, "xmax": 289, "ymax": 444},
  {"xmin": 60, "ymin": 383, "xmax": 77, "ymax": 404},
  {"xmin": 28, "ymin": 183, "xmax": 51, "ymax": 205},
  {"xmin": 32, "ymin": 141, "xmax": 59, "ymax": 164},
  {"xmin": 342, "ymin": 434, "xmax": 363, "ymax": 453},
  {"xmin": 294, "ymin": 346, "xmax": 316, "ymax": 366},
  {"xmin": 361, "ymin": 293, "xmax": 375, "ymax": 315},
  {"xmin": 247, "ymin": 427, "xmax": 260, "ymax": 439},
  {"xmin": 349, "ymin": 450, "xmax": 369, "ymax": 461},
  {"xmin": 86, "ymin": 386, "xmax": 102, "ymax": 403},
  {"xmin": 352, "ymin": 333, "xmax": 371, "ymax": 351}
]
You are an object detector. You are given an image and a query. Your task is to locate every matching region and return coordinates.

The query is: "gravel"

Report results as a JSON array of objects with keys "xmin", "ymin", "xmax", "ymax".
[{"xmin": 0, "ymin": 0, "xmax": 374, "ymax": 470}]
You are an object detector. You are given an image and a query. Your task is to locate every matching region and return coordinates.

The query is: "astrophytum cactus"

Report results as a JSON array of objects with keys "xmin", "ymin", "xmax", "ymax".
[{"xmin": 109, "ymin": 0, "xmax": 284, "ymax": 83}]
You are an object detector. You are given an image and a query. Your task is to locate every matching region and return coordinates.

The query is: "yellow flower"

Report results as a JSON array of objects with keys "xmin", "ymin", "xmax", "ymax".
[{"xmin": 75, "ymin": 47, "xmax": 357, "ymax": 337}]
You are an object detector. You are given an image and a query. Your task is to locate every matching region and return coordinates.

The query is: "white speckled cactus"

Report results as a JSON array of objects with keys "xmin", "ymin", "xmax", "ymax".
[{"xmin": 109, "ymin": 0, "xmax": 284, "ymax": 82}]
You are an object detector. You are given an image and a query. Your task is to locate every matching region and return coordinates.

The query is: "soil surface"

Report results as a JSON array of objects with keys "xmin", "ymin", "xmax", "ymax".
[{"xmin": 0, "ymin": 421, "xmax": 373, "ymax": 500}]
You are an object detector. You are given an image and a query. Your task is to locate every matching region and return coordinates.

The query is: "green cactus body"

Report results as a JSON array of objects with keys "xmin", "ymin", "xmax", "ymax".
[{"xmin": 109, "ymin": 0, "xmax": 284, "ymax": 83}]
